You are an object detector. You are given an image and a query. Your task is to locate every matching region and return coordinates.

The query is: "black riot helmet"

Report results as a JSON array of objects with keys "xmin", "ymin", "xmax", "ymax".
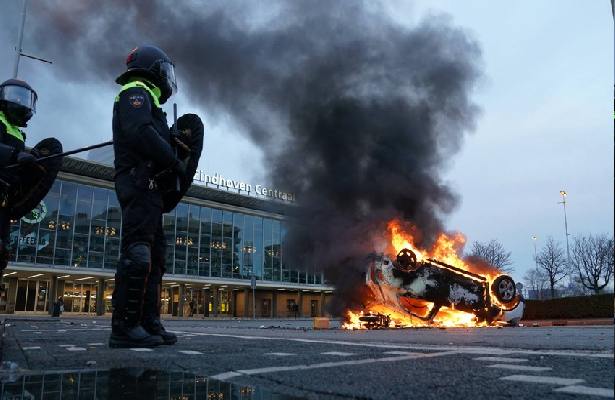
[
  {"xmin": 0, "ymin": 79, "xmax": 38, "ymax": 127},
  {"xmin": 115, "ymin": 45, "xmax": 177, "ymax": 104}
]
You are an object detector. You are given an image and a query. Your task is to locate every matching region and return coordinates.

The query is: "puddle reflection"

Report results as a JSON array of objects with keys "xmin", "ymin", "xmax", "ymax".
[{"xmin": 0, "ymin": 368, "xmax": 303, "ymax": 399}]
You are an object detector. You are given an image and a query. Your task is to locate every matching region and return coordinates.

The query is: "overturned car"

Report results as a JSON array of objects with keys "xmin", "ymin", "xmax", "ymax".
[{"xmin": 366, "ymin": 248, "xmax": 521, "ymax": 324}]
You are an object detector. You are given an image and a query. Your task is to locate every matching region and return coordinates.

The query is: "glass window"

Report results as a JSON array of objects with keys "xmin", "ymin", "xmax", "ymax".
[
  {"xmin": 232, "ymin": 213, "xmax": 244, "ymax": 279},
  {"xmin": 163, "ymin": 210, "xmax": 176, "ymax": 273},
  {"xmin": 54, "ymin": 182, "xmax": 77, "ymax": 266},
  {"xmin": 72, "ymin": 186, "xmax": 93, "ymax": 267},
  {"xmin": 263, "ymin": 218, "xmax": 273, "ymax": 280},
  {"xmin": 186, "ymin": 205, "xmax": 200, "ymax": 276},
  {"xmin": 87, "ymin": 188, "xmax": 107, "ymax": 268},
  {"xmin": 221, "ymin": 211, "xmax": 233, "ymax": 278},
  {"xmin": 104, "ymin": 192, "xmax": 121, "ymax": 269},
  {"xmin": 272, "ymin": 220, "xmax": 281, "ymax": 281},
  {"xmin": 36, "ymin": 181, "xmax": 60, "ymax": 265},
  {"xmin": 17, "ymin": 218, "xmax": 37, "ymax": 264},
  {"xmin": 242, "ymin": 215, "xmax": 254, "ymax": 278},
  {"xmin": 174, "ymin": 203, "xmax": 188, "ymax": 275},
  {"xmin": 281, "ymin": 223, "xmax": 290, "ymax": 282},
  {"xmin": 253, "ymin": 216, "xmax": 263, "ymax": 279},
  {"xmin": 210, "ymin": 209, "xmax": 222, "ymax": 277},
  {"xmin": 199, "ymin": 207, "xmax": 211, "ymax": 276}
]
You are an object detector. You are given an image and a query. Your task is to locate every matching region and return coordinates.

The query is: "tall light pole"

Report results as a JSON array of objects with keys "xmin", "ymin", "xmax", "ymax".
[
  {"xmin": 531, "ymin": 235, "xmax": 538, "ymax": 268},
  {"xmin": 558, "ymin": 190, "xmax": 571, "ymax": 268},
  {"xmin": 12, "ymin": 0, "xmax": 52, "ymax": 78}
]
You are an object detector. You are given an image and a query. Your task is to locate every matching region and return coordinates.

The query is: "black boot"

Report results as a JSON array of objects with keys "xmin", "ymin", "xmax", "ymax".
[
  {"xmin": 109, "ymin": 243, "xmax": 163, "ymax": 348},
  {"xmin": 143, "ymin": 245, "xmax": 176, "ymax": 345},
  {"xmin": 143, "ymin": 318, "xmax": 177, "ymax": 345}
]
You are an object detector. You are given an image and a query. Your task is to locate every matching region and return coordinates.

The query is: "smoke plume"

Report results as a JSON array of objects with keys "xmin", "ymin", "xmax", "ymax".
[{"xmin": 26, "ymin": 1, "xmax": 483, "ymax": 314}]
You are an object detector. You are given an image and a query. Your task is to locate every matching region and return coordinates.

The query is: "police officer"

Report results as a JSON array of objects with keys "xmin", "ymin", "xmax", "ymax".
[
  {"xmin": 0, "ymin": 79, "xmax": 40, "ymax": 278},
  {"xmin": 110, "ymin": 45, "xmax": 202, "ymax": 348}
]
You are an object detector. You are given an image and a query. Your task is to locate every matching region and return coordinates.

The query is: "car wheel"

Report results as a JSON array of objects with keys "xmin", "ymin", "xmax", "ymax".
[{"xmin": 492, "ymin": 275, "xmax": 516, "ymax": 303}]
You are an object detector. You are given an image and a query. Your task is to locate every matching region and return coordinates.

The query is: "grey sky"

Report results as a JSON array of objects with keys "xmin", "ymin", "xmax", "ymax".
[{"xmin": 0, "ymin": 1, "xmax": 612, "ymax": 282}]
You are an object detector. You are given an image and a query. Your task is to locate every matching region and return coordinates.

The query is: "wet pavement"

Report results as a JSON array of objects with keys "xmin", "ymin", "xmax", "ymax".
[{"xmin": 0, "ymin": 317, "xmax": 613, "ymax": 399}]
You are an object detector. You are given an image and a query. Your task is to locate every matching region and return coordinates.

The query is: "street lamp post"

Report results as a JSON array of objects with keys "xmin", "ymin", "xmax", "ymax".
[
  {"xmin": 558, "ymin": 190, "xmax": 571, "ymax": 269},
  {"xmin": 531, "ymin": 235, "xmax": 538, "ymax": 268}
]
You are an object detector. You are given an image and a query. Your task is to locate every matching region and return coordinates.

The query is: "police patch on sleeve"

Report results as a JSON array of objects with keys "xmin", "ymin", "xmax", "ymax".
[{"xmin": 129, "ymin": 94, "xmax": 145, "ymax": 108}]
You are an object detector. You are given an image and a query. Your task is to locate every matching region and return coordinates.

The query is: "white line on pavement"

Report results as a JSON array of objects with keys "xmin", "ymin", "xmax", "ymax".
[
  {"xmin": 211, "ymin": 350, "xmax": 460, "ymax": 381},
  {"xmin": 473, "ymin": 357, "xmax": 528, "ymax": 363},
  {"xmin": 58, "ymin": 344, "xmax": 76, "ymax": 347},
  {"xmin": 66, "ymin": 347, "xmax": 87, "ymax": 351},
  {"xmin": 87, "ymin": 343, "xmax": 105, "ymax": 346},
  {"xmin": 178, "ymin": 350, "xmax": 203, "ymax": 355},
  {"xmin": 321, "ymin": 351, "xmax": 354, "ymax": 356},
  {"xmin": 500, "ymin": 375, "xmax": 585, "ymax": 386},
  {"xmin": 176, "ymin": 332, "xmax": 613, "ymax": 359},
  {"xmin": 22, "ymin": 346, "xmax": 40, "ymax": 350},
  {"xmin": 488, "ymin": 364, "xmax": 552, "ymax": 372},
  {"xmin": 383, "ymin": 351, "xmax": 425, "ymax": 356},
  {"xmin": 130, "ymin": 348, "xmax": 153, "ymax": 352},
  {"xmin": 265, "ymin": 352, "xmax": 296, "ymax": 357},
  {"xmin": 554, "ymin": 385, "xmax": 614, "ymax": 398}
]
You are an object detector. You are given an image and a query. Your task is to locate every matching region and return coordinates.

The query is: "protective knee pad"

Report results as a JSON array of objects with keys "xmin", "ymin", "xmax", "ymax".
[{"xmin": 114, "ymin": 242, "xmax": 152, "ymax": 326}]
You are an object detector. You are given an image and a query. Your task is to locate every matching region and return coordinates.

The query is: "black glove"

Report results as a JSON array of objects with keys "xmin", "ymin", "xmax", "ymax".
[
  {"xmin": 177, "ymin": 113, "xmax": 204, "ymax": 135},
  {"xmin": 16, "ymin": 151, "xmax": 37, "ymax": 165},
  {"xmin": 174, "ymin": 158, "xmax": 188, "ymax": 179}
]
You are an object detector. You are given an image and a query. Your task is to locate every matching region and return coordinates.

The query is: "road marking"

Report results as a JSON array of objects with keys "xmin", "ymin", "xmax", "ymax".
[
  {"xmin": 321, "ymin": 351, "xmax": 354, "ymax": 356},
  {"xmin": 473, "ymin": 357, "xmax": 528, "ymax": 363},
  {"xmin": 500, "ymin": 375, "xmax": 585, "ymax": 386},
  {"xmin": 211, "ymin": 350, "xmax": 460, "ymax": 381},
  {"xmin": 130, "ymin": 348, "xmax": 153, "ymax": 352},
  {"xmin": 88, "ymin": 343, "xmax": 104, "ymax": 346},
  {"xmin": 265, "ymin": 352, "xmax": 296, "ymax": 357},
  {"xmin": 58, "ymin": 344, "xmax": 76, "ymax": 347},
  {"xmin": 57, "ymin": 330, "xmax": 67, "ymax": 333},
  {"xmin": 176, "ymin": 332, "xmax": 614, "ymax": 359},
  {"xmin": 66, "ymin": 347, "xmax": 87, "ymax": 351},
  {"xmin": 488, "ymin": 364, "xmax": 552, "ymax": 372},
  {"xmin": 383, "ymin": 351, "xmax": 425, "ymax": 356},
  {"xmin": 179, "ymin": 350, "xmax": 203, "ymax": 355},
  {"xmin": 554, "ymin": 385, "xmax": 614, "ymax": 398},
  {"xmin": 22, "ymin": 346, "xmax": 40, "ymax": 350}
]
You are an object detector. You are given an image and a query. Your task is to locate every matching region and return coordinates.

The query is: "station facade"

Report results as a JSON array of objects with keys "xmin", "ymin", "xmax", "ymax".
[{"xmin": 0, "ymin": 157, "xmax": 333, "ymax": 317}]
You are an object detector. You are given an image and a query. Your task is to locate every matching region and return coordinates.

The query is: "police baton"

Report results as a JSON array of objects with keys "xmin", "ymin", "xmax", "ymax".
[{"xmin": 4, "ymin": 140, "xmax": 114, "ymax": 169}]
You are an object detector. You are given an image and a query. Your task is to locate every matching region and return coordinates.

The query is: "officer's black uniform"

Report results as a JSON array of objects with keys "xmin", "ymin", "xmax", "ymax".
[
  {"xmin": 0, "ymin": 79, "xmax": 40, "ymax": 277},
  {"xmin": 110, "ymin": 45, "xmax": 186, "ymax": 348}
]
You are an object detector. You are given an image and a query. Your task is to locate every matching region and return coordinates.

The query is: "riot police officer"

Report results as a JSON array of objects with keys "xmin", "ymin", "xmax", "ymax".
[
  {"xmin": 110, "ymin": 45, "xmax": 203, "ymax": 348},
  {"xmin": 0, "ymin": 78, "xmax": 37, "ymax": 277}
]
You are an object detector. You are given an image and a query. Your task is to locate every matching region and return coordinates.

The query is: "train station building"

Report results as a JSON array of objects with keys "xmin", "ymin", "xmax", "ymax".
[{"xmin": 0, "ymin": 155, "xmax": 333, "ymax": 318}]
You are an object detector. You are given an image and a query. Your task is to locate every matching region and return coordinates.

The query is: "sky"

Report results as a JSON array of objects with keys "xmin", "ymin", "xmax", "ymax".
[{"xmin": 0, "ymin": 1, "xmax": 612, "ymax": 282}]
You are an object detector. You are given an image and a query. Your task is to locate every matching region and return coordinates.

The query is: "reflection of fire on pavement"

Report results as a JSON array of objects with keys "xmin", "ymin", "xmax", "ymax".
[{"xmin": 343, "ymin": 221, "xmax": 521, "ymax": 329}]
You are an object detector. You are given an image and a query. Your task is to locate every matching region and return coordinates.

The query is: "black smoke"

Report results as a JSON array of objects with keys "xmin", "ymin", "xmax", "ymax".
[{"xmin": 26, "ymin": 1, "xmax": 482, "ymax": 314}]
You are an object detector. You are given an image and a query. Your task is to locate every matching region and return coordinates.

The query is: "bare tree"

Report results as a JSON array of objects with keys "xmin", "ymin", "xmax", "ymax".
[
  {"xmin": 467, "ymin": 239, "xmax": 514, "ymax": 273},
  {"xmin": 523, "ymin": 267, "xmax": 548, "ymax": 299},
  {"xmin": 535, "ymin": 237, "xmax": 568, "ymax": 298},
  {"xmin": 570, "ymin": 234, "xmax": 614, "ymax": 295}
]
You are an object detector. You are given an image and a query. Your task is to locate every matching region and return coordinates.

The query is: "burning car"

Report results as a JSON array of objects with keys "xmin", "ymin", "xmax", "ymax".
[{"xmin": 366, "ymin": 248, "xmax": 521, "ymax": 325}]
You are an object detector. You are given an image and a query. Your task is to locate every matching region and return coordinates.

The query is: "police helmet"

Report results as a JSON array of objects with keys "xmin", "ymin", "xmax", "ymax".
[
  {"xmin": 116, "ymin": 45, "xmax": 177, "ymax": 104},
  {"xmin": 0, "ymin": 79, "xmax": 38, "ymax": 127}
]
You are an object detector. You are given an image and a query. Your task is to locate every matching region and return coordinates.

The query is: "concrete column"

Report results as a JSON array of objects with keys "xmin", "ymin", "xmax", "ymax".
[
  {"xmin": 230, "ymin": 290, "xmax": 236, "ymax": 317},
  {"xmin": 203, "ymin": 288, "xmax": 210, "ymax": 317},
  {"xmin": 298, "ymin": 291, "xmax": 304, "ymax": 318},
  {"xmin": 47, "ymin": 275, "xmax": 58, "ymax": 315},
  {"xmin": 271, "ymin": 291, "xmax": 277, "ymax": 318},
  {"xmin": 6, "ymin": 277, "xmax": 17, "ymax": 314},
  {"xmin": 320, "ymin": 291, "xmax": 326, "ymax": 317},
  {"xmin": 178, "ymin": 284, "xmax": 185, "ymax": 317},
  {"xmin": 96, "ymin": 278, "xmax": 105, "ymax": 316},
  {"xmin": 243, "ymin": 288, "xmax": 250, "ymax": 318},
  {"xmin": 212, "ymin": 286, "xmax": 218, "ymax": 317}
]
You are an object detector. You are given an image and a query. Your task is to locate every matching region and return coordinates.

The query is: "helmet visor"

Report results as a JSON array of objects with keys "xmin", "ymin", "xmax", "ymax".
[
  {"xmin": 1, "ymin": 84, "xmax": 37, "ymax": 113},
  {"xmin": 159, "ymin": 61, "xmax": 177, "ymax": 96}
]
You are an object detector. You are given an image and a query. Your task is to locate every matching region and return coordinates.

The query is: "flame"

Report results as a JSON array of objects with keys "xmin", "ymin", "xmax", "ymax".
[{"xmin": 343, "ymin": 220, "xmax": 507, "ymax": 329}]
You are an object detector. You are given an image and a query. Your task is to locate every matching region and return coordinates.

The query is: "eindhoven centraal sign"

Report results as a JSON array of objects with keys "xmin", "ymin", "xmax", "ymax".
[{"xmin": 193, "ymin": 171, "xmax": 295, "ymax": 202}]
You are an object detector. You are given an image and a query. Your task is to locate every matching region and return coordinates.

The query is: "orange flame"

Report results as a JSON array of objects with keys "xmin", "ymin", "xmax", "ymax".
[{"xmin": 343, "ymin": 220, "xmax": 506, "ymax": 329}]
